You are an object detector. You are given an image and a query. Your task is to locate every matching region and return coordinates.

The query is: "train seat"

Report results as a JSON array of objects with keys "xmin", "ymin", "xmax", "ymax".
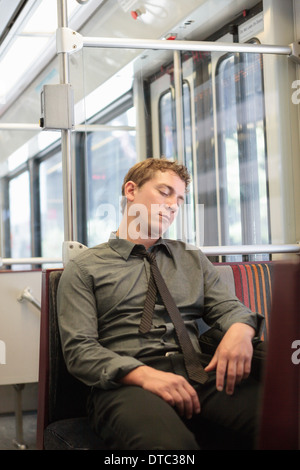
[{"xmin": 36, "ymin": 261, "xmax": 276, "ymax": 450}]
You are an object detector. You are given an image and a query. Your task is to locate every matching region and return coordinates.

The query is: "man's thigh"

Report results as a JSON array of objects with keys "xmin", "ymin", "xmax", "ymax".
[
  {"xmin": 87, "ymin": 385, "xmax": 199, "ymax": 450},
  {"xmin": 167, "ymin": 353, "xmax": 261, "ymax": 449},
  {"xmin": 193, "ymin": 374, "xmax": 262, "ymax": 449}
]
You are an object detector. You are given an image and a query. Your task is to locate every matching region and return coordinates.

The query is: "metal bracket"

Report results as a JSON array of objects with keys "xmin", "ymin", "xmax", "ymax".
[
  {"xmin": 62, "ymin": 241, "xmax": 88, "ymax": 266},
  {"xmin": 289, "ymin": 41, "xmax": 300, "ymax": 64},
  {"xmin": 56, "ymin": 27, "xmax": 83, "ymax": 54},
  {"xmin": 17, "ymin": 287, "xmax": 41, "ymax": 310}
]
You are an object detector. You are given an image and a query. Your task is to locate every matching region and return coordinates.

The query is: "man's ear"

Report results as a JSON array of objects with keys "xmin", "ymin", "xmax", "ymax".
[{"xmin": 123, "ymin": 181, "xmax": 137, "ymax": 203}]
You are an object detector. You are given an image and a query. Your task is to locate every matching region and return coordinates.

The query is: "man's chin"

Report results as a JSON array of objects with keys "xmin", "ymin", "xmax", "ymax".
[{"xmin": 150, "ymin": 224, "xmax": 170, "ymax": 239}]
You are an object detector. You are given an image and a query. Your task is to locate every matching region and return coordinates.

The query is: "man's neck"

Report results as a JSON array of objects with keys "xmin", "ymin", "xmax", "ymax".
[{"xmin": 116, "ymin": 217, "xmax": 159, "ymax": 249}]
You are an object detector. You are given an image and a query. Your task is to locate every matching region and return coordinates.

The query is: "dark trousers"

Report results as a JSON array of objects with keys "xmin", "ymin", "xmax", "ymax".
[{"xmin": 87, "ymin": 353, "xmax": 262, "ymax": 450}]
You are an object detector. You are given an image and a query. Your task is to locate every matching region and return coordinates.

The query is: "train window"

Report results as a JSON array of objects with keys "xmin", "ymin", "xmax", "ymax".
[
  {"xmin": 8, "ymin": 171, "xmax": 31, "ymax": 268},
  {"xmin": 216, "ymin": 50, "xmax": 269, "ymax": 257},
  {"xmin": 193, "ymin": 53, "xmax": 218, "ymax": 250},
  {"xmin": 39, "ymin": 152, "xmax": 64, "ymax": 259},
  {"xmin": 86, "ymin": 106, "xmax": 137, "ymax": 246}
]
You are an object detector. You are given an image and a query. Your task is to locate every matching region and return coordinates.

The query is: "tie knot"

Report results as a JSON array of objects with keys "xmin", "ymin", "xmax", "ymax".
[{"xmin": 131, "ymin": 245, "xmax": 156, "ymax": 264}]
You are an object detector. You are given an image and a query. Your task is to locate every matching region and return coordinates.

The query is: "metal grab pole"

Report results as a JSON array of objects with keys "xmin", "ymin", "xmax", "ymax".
[
  {"xmin": 81, "ymin": 36, "xmax": 293, "ymax": 56},
  {"xmin": 57, "ymin": 0, "xmax": 76, "ymax": 243},
  {"xmin": 57, "ymin": 28, "xmax": 299, "ymax": 59},
  {"xmin": 0, "ymin": 245, "xmax": 299, "ymax": 264},
  {"xmin": 12, "ymin": 384, "xmax": 27, "ymax": 450}
]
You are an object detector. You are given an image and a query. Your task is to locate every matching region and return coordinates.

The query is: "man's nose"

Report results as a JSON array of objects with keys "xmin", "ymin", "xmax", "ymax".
[{"xmin": 166, "ymin": 198, "xmax": 179, "ymax": 212}]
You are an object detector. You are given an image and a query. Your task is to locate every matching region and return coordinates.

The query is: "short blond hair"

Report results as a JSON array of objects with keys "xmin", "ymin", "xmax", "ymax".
[{"xmin": 121, "ymin": 158, "xmax": 190, "ymax": 212}]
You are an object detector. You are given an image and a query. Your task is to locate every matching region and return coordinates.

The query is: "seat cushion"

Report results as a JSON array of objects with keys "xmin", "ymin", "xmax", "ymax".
[{"xmin": 44, "ymin": 417, "xmax": 107, "ymax": 450}]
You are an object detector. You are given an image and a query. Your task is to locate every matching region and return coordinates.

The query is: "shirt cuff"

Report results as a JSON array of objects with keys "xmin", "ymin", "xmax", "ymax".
[{"xmin": 98, "ymin": 356, "xmax": 145, "ymax": 390}]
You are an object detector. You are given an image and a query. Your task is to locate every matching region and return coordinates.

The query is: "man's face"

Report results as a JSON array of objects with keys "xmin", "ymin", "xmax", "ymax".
[{"xmin": 126, "ymin": 170, "xmax": 186, "ymax": 240}]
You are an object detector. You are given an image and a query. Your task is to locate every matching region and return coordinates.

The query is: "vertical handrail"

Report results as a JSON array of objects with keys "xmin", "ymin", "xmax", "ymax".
[
  {"xmin": 173, "ymin": 50, "xmax": 184, "ymax": 165},
  {"xmin": 173, "ymin": 50, "xmax": 187, "ymax": 243},
  {"xmin": 57, "ymin": 0, "xmax": 77, "ymax": 243}
]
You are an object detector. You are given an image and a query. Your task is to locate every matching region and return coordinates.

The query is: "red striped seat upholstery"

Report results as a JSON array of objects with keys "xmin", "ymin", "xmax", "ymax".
[{"xmin": 221, "ymin": 263, "xmax": 274, "ymax": 340}]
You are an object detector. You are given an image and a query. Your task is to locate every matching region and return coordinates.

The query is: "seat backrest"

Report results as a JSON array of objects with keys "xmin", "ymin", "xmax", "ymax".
[
  {"xmin": 48, "ymin": 270, "xmax": 90, "ymax": 422},
  {"xmin": 37, "ymin": 269, "xmax": 90, "ymax": 449},
  {"xmin": 215, "ymin": 262, "xmax": 274, "ymax": 340}
]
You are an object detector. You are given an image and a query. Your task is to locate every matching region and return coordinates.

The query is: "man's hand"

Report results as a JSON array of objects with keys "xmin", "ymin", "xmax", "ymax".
[
  {"xmin": 119, "ymin": 365, "xmax": 200, "ymax": 419},
  {"xmin": 204, "ymin": 323, "xmax": 255, "ymax": 395}
]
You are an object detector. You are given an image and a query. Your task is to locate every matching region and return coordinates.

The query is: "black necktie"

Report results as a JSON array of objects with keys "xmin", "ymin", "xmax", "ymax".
[{"xmin": 132, "ymin": 245, "xmax": 208, "ymax": 384}]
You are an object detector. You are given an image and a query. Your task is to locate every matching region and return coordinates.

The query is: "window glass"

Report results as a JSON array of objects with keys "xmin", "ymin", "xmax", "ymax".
[
  {"xmin": 86, "ymin": 107, "xmax": 137, "ymax": 246},
  {"xmin": 39, "ymin": 152, "xmax": 64, "ymax": 259},
  {"xmin": 216, "ymin": 51, "xmax": 269, "ymax": 258},
  {"xmin": 217, "ymin": 55, "xmax": 242, "ymax": 245},
  {"xmin": 191, "ymin": 52, "xmax": 218, "ymax": 250},
  {"xmin": 9, "ymin": 171, "xmax": 31, "ymax": 266}
]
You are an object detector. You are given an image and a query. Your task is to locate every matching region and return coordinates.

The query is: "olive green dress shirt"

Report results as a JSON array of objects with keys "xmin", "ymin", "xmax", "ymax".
[{"xmin": 57, "ymin": 234, "xmax": 262, "ymax": 390}]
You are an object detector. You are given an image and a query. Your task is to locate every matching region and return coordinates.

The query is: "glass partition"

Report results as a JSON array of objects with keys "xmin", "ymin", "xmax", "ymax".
[{"xmin": 62, "ymin": 43, "xmax": 297, "ymax": 260}]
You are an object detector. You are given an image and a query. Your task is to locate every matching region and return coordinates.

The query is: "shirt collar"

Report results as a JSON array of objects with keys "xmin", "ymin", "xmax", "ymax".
[{"xmin": 108, "ymin": 232, "xmax": 173, "ymax": 260}]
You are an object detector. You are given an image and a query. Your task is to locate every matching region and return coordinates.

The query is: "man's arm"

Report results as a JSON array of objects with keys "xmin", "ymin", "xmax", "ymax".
[
  {"xmin": 198, "ymin": 251, "xmax": 262, "ymax": 393},
  {"xmin": 57, "ymin": 259, "xmax": 144, "ymax": 389}
]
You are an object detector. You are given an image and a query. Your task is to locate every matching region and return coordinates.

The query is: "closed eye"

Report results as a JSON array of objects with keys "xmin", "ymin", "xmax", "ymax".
[{"xmin": 156, "ymin": 184, "xmax": 185, "ymax": 206}]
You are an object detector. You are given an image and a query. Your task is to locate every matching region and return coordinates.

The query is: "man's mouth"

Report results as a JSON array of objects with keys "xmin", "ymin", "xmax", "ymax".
[{"xmin": 159, "ymin": 213, "xmax": 170, "ymax": 222}]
